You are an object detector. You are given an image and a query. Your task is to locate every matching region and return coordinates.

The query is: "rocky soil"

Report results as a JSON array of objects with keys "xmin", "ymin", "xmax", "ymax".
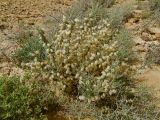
[
  {"xmin": 0, "ymin": 0, "xmax": 73, "ymax": 76},
  {"xmin": 0, "ymin": 0, "xmax": 160, "ymax": 119},
  {"xmin": 124, "ymin": 0, "xmax": 160, "ymax": 107},
  {"xmin": 0, "ymin": 0, "xmax": 73, "ymax": 53}
]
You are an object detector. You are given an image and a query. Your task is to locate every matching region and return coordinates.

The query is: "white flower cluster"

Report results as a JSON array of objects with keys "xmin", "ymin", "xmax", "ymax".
[{"xmin": 22, "ymin": 15, "xmax": 132, "ymax": 102}]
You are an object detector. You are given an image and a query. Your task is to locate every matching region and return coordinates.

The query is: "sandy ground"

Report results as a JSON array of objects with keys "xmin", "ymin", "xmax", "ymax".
[
  {"xmin": 0, "ymin": 0, "xmax": 73, "ymax": 65},
  {"xmin": 139, "ymin": 67, "xmax": 160, "ymax": 107},
  {"xmin": 0, "ymin": 0, "xmax": 73, "ymax": 43},
  {"xmin": 0, "ymin": 0, "xmax": 74, "ymax": 79},
  {"xmin": 0, "ymin": 0, "xmax": 72, "ymax": 26}
]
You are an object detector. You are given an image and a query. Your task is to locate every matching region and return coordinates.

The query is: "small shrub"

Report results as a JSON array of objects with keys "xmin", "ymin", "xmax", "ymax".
[
  {"xmin": 18, "ymin": 16, "xmax": 136, "ymax": 108},
  {"xmin": 0, "ymin": 75, "xmax": 58, "ymax": 120},
  {"xmin": 13, "ymin": 38, "xmax": 45, "ymax": 64}
]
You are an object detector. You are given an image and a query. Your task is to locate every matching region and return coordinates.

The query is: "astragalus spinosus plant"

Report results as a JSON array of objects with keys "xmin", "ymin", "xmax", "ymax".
[{"xmin": 20, "ymin": 15, "xmax": 135, "ymax": 106}]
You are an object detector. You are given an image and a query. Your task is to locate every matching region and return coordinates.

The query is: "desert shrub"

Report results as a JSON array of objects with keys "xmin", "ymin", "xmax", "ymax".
[
  {"xmin": 13, "ymin": 38, "xmax": 45, "ymax": 64},
  {"xmin": 16, "ymin": 15, "xmax": 136, "ymax": 109},
  {"xmin": 0, "ymin": 75, "xmax": 58, "ymax": 120}
]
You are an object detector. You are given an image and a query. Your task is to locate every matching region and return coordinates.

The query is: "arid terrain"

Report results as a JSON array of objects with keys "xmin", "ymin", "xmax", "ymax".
[
  {"xmin": 0, "ymin": 0, "xmax": 160, "ymax": 120},
  {"xmin": 2, "ymin": 0, "xmax": 159, "ymax": 90},
  {"xmin": 0, "ymin": 0, "xmax": 73, "ymax": 75},
  {"xmin": 0, "ymin": 0, "xmax": 72, "ymax": 56}
]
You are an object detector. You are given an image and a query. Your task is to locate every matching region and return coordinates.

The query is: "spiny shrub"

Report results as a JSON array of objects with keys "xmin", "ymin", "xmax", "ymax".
[
  {"xmin": 17, "ymin": 15, "xmax": 136, "ymax": 108},
  {"xmin": 0, "ymin": 75, "xmax": 58, "ymax": 120}
]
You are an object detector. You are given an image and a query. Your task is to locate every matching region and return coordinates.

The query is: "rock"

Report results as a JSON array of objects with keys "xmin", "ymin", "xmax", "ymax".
[
  {"xmin": 125, "ymin": 22, "xmax": 138, "ymax": 30},
  {"xmin": 135, "ymin": 45, "xmax": 147, "ymax": 52},
  {"xmin": 133, "ymin": 10, "xmax": 143, "ymax": 14},
  {"xmin": 146, "ymin": 41, "xmax": 160, "ymax": 46},
  {"xmin": 0, "ymin": 23, "xmax": 7, "ymax": 30},
  {"xmin": 128, "ymin": 18, "xmax": 136, "ymax": 24},
  {"xmin": 133, "ymin": 36, "xmax": 146, "ymax": 45},
  {"xmin": 141, "ymin": 32, "xmax": 153, "ymax": 41},
  {"xmin": 155, "ymin": 33, "xmax": 160, "ymax": 39},
  {"xmin": 125, "ymin": 23, "xmax": 132, "ymax": 28},
  {"xmin": 78, "ymin": 96, "xmax": 85, "ymax": 101},
  {"xmin": 133, "ymin": 10, "xmax": 143, "ymax": 18},
  {"xmin": 83, "ymin": 118, "xmax": 92, "ymax": 120},
  {"xmin": 152, "ymin": 35, "xmax": 157, "ymax": 40},
  {"xmin": 148, "ymin": 27, "xmax": 160, "ymax": 34}
]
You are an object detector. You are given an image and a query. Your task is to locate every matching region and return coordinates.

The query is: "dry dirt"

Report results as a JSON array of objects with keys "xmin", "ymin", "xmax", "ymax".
[
  {"xmin": 0, "ymin": 0, "xmax": 72, "ymax": 27},
  {"xmin": 139, "ymin": 66, "xmax": 160, "ymax": 107},
  {"xmin": 0, "ymin": 0, "xmax": 73, "ymax": 50},
  {"xmin": 0, "ymin": 0, "xmax": 73, "ymax": 75},
  {"xmin": 0, "ymin": 0, "xmax": 160, "ymax": 119}
]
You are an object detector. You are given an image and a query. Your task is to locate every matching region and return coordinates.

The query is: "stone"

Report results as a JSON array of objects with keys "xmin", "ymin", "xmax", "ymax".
[
  {"xmin": 0, "ymin": 23, "xmax": 7, "ymax": 30},
  {"xmin": 148, "ymin": 27, "xmax": 160, "ymax": 34},
  {"xmin": 133, "ymin": 10, "xmax": 143, "ymax": 18},
  {"xmin": 141, "ymin": 32, "xmax": 153, "ymax": 41},
  {"xmin": 128, "ymin": 18, "xmax": 136, "ymax": 24},
  {"xmin": 83, "ymin": 118, "xmax": 92, "ymax": 120},
  {"xmin": 135, "ymin": 45, "xmax": 147, "ymax": 52},
  {"xmin": 133, "ymin": 10, "xmax": 143, "ymax": 14},
  {"xmin": 146, "ymin": 41, "xmax": 160, "ymax": 46},
  {"xmin": 133, "ymin": 36, "xmax": 145, "ymax": 45},
  {"xmin": 125, "ymin": 22, "xmax": 137, "ymax": 30},
  {"xmin": 78, "ymin": 96, "xmax": 85, "ymax": 101},
  {"xmin": 155, "ymin": 33, "xmax": 160, "ymax": 39}
]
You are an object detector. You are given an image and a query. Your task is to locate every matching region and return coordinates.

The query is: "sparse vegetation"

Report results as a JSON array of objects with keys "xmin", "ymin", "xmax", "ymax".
[
  {"xmin": 146, "ymin": 44, "xmax": 160, "ymax": 65},
  {"xmin": 0, "ymin": 0, "xmax": 160, "ymax": 120},
  {"xmin": 150, "ymin": 0, "xmax": 160, "ymax": 11},
  {"xmin": 107, "ymin": 0, "xmax": 135, "ymax": 28},
  {"xmin": 13, "ymin": 38, "xmax": 45, "ymax": 64}
]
